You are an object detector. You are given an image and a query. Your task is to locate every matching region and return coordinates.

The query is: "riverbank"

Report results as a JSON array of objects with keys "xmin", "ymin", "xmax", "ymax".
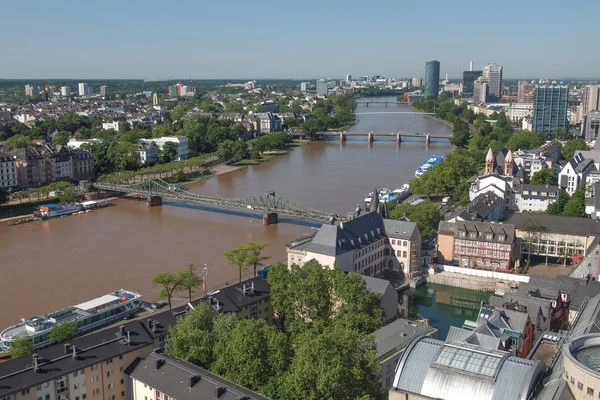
[{"xmin": 427, "ymin": 271, "xmax": 515, "ymax": 293}]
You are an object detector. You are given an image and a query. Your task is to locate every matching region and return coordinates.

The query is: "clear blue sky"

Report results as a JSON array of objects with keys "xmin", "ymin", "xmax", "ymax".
[{"xmin": 1, "ymin": 0, "xmax": 597, "ymax": 80}]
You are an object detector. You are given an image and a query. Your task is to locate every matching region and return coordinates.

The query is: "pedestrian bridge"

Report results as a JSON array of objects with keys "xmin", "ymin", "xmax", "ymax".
[{"xmin": 94, "ymin": 178, "xmax": 333, "ymax": 225}]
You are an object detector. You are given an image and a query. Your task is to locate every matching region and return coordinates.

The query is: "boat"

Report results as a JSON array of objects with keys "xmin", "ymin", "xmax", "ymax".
[
  {"xmin": 80, "ymin": 200, "xmax": 110, "ymax": 210},
  {"xmin": 0, "ymin": 289, "xmax": 143, "ymax": 356},
  {"xmin": 39, "ymin": 203, "xmax": 82, "ymax": 219},
  {"xmin": 415, "ymin": 155, "xmax": 444, "ymax": 178}
]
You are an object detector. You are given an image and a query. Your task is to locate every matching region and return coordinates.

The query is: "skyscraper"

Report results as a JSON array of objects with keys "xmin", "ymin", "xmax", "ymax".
[
  {"xmin": 316, "ymin": 79, "xmax": 328, "ymax": 96},
  {"xmin": 517, "ymin": 81, "xmax": 534, "ymax": 103},
  {"xmin": 532, "ymin": 85, "xmax": 569, "ymax": 134},
  {"xmin": 346, "ymin": 74, "xmax": 352, "ymax": 82},
  {"xmin": 425, "ymin": 60, "xmax": 440, "ymax": 99},
  {"xmin": 100, "ymin": 85, "xmax": 109, "ymax": 98},
  {"xmin": 482, "ymin": 63, "xmax": 503, "ymax": 101},
  {"xmin": 24, "ymin": 85, "xmax": 38, "ymax": 97},
  {"xmin": 61, "ymin": 86, "xmax": 71, "ymax": 97},
  {"xmin": 462, "ymin": 70, "xmax": 483, "ymax": 98},
  {"xmin": 78, "ymin": 82, "xmax": 88, "ymax": 96},
  {"xmin": 473, "ymin": 77, "xmax": 489, "ymax": 104},
  {"xmin": 582, "ymin": 85, "xmax": 600, "ymax": 116}
]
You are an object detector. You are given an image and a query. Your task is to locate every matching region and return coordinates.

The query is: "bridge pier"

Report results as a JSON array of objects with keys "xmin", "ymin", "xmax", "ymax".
[
  {"xmin": 396, "ymin": 133, "xmax": 401, "ymax": 143},
  {"xmin": 147, "ymin": 196, "xmax": 162, "ymax": 207},
  {"xmin": 340, "ymin": 132, "xmax": 346, "ymax": 142},
  {"xmin": 263, "ymin": 212, "xmax": 278, "ymax": 225},
  {"xmin": 368, "ymin": 132, "xmax": 374, "ymax": 143},
  {"xmin": 425, "ymin": 134, "xmax": 430, "ymax": 144}
]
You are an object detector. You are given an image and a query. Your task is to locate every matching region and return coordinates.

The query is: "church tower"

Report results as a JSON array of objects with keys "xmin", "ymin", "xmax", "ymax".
[
  {"xmin": 484, "ymin": 148, "xmax": 494, "ymax": 175},
  {"xmin": 504, "ymin": 150, "xmax": 514, "ymax": 176}
]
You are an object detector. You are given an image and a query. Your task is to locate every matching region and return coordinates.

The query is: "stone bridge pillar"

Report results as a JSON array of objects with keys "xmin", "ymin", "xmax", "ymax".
[
  {"xmin": 147, "ymin": 196, "xmax": 162, "ymax": 207},
  {"xmin": 425, "ymin": 134, "xmax": 430, "ymax": 144},
  {"xmin": 263, "ymin": 212, "xmax": 278, "ymax": 225},
  {"xmin": 340, "ymin": 132, "xmax": 346, "ymax": 142},
  {"xmin": 368, "ymin": 132, "xmax": 374, "ymax": 143},
  {"xmin": 396, "ymin": 133, "xmax": 401, "ymax": 143}
]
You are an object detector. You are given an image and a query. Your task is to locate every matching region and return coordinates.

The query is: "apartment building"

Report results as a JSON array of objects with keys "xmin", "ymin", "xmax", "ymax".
[
  {"xmin": 0, "ymin": 152, "xmax": 18, "ymax": 189},
  {"xmin": 206, "ymin": 277, "xmax": 273, "ymax": 323},
  {"xmin": 286, "ymin": 212, "xmax": 422, "ymax": 279},
  {"xmin": 437, "ymin": 220, "xmax": 516, "ymax": 272},
  {"xmin": 559, "ymin": 152, "xmax": 596, "ymax": 195},
  {"xmin": 71, "ymin": 149, "xmax": 94, "ymax": 181},
  {"xmin": 140, "ymin": 136, "xmax": 188, "ymax": 161},
  {"xmin": 514, "ymin": 184, "xmax": 559, "ymax": 213}
]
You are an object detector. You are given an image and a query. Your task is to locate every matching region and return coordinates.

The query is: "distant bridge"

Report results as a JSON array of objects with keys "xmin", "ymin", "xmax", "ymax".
[
  {"xmin": 94, "ymin": 178, "xmax": 333, "ymax": 225},
  {"xmin": 319, "ymin": 131, "xmax": 452, "ymax": 144},
  {"xmin": 355, "ymin": 111, "xmax": 435, "ymax": 115}
]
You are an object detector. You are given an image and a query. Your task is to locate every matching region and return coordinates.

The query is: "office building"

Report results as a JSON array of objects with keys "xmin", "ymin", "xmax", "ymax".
[
  {"xmin": 77, "ymin": 82, "xmax": 88, "ymax": 96},
  {"xmin": 300, "ymin": 82, "xmax": 308, "ymax": 92},
  {"xmin": 60, "ymin": 86, "xmax": 71, "ymax": 97},
  {"xmin": 424, "ymin": 60, "xmax": 440, "ymax": 99},
  {"xmin": 532, "ymin": 85, "xmax": 569, "ymax": 134},
  {"xmin": 482, "ymin": 63, "xmax": 503, "ymax": 101},
  {"xmin": 462, "ymin": 70, "xmax": 483, "ymax": 98},
  {"xmin": 24, "ymin": 84, "xmax": 38, "ymax": 97},
  {"xmin": 582, "ymin": 84, "xmax": 600, "ymax": 116},
  {"xmin": 583, "ymin": 110, "xmax": 600, "ymax": 141},
  {"xmin": 100, "ymin": 85, "xmax": 109, "ymax": 98},
  {"xmin": 518, "ymin": 80, "xmax": 534, "ymax": 103},
  {"xmin": 316, "ymin": 79, "xmax": 328, "ymax": 96},
  {"xmin": 411, "ymin": 77, "xmax": 423, "ymax": 87},
  {"xmin": 152, "ymin": 93, "xmax": 159, "ymax": 106},
  {"xmin": 346, "ymin": 74, "xmax": 352, "ymax": 82},
  {"xmin": 473, "ymin": 76, "xmax": 488, "ymax": 104}
]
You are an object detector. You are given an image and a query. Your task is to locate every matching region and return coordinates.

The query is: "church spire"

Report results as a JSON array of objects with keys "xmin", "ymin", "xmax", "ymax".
[{"xmin": 484, "ymin": 148, "xmax": 494, "ymax": 174}]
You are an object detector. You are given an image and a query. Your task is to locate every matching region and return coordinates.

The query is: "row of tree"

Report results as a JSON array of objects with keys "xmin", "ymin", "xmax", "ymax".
[
  {"xmin": 165, "ymin": 260, "xmax": 384, "ymax": 400},
  {"xmin": 300, "ymin": 95, "xmax": 356, "ymax": 138},
  {"xmin": 216, "ymin": 132, "xmax": 294, "ymax": 164}
]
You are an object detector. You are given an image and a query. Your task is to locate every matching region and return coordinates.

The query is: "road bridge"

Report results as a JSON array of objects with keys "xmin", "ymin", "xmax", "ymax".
[
  {"xmin": 94, "ymin": 178, "xmax": 334, "ymax": 225},
  {"xmin": 320, "ymin": 131, "xmax": 452, "ymax": 144},
  {"xmin": 355, "ymin": 111, "xmax": 435, "ymax": 115}
]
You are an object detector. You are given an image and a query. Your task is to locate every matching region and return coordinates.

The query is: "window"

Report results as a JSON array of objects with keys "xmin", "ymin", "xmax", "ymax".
[
  {"xmin": 403, "ymin": 251, "xmax": 407, "ymax": 258},
  {"xmin": 73, "ymin": 370, "xmax": 79, "ymax": 377},
  {"xmin": 485, "ymin": 233, "xmax": 492, "ymax": 240},
  {"xmin": 106, "ymin": 358, "xmax": 113, "ymax": 365},
  {"xmin": 46, "ymin": 395, "xmax": 50, "ymax": 400},
  {"xmin": 82, "ymin": 394, "xmax": 86, "ymax": 399},
  {"xmin": 119, "ymin": 355, "xmax": 123, "ymax": 360},
  {"xmin": 92, "ymin": 389, "xmax": 100, "ymax": 396},
  {"xmin": 120, "ymin": 366, "xmax": 124, "ymax": 373},
  {"xmin": 91, "ymin": 364, "xmax": 98, "ymax": 371},
  {"xmin": 74, "ymin": 383, "xmax": 79, "ymax": 390},
  {"xmin": 37, "ymin": 385, "xmax": 42, "ymax": 391},
  {"xmin": 110, "ymin": 396, "xmax": 115, "ymax": 400},
  {"xmin": 587, "ymin": 387, "xmax": 594, "ymax": 397},
  {"xmin": 120, "ymin": 379, "xmax": 124, "ymax": 385},
  {"xmin": 91, "ymin": 376, "xmax": 99, "ymax": 383},
  {"xmin": 21, "ymin": 389, "xmax": 30, "ymax": 395},
  {"xmin": 578, "ymin": 382, "xmax": 583, "ymax": 390},
  {"xmin": 107, "ymin": 370, "xmax": 114, "ymax": 378},
  {"xmin": 121, "ymin": 392, "xmax": 125, "ymax": 398},
  {"xmin": 108, "ymin": 383, "xmax": 115, "ymax": 390}
]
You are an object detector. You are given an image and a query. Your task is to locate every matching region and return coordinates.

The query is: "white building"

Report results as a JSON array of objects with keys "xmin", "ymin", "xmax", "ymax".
[
  {"xmin": 559, "ymin": 152, "xmax": 596, "ymax": 195},
  {"xmin": 102, "ymin": 121, "xmax": 121, "ymax": 131},
  {"xmin": 14, "ymin": 114, "xmax": 37, "ymax": 124},
  {"xmin": 483, "ymin": 63, "xmax": 503, "ymax": 100},
  {"xmin": 316, "ymin": 79, "xmax": 328, "ymax": 96},
  {"xmin": 507, "ymin": 103, "xmax": 533, "ymax": 122},
  {"xmin": 61, "ymin": 86, "xmax": 71, "ymax": 97},
  {"xmin": 300, "ymin": 82, "xmax": 308, "ymax": 92},
  {"xmin": 514, "ymin": 184, "xmax": 559, "ymax": 212},
  {"xmin": 512, "ymin": 149, "xmax": 556, "ymax": 180},
  {"xmin": 286, "ymin": 212, "xmax": 422, "ymax": 279},
  {"xmin": 0, "ymin": 153, "xmax": 18, "ymax": 189},
  {"xmin": 67, "ymin": 138, "xmax": 102, "ymax": 149},
  {"xmin": 78, "ymin": 82, "xmax": 88, "ymax": 96},
  {"xmin": 140, "ymin": 136, "xmax": 189, "ymax": 161},
  {"xmin": 470, "ymin": 174, "xmax": 518, "ymax": 211},
  {"xmin": 136, "ymin": 142, "xmax": 158, "ymax": 165}
]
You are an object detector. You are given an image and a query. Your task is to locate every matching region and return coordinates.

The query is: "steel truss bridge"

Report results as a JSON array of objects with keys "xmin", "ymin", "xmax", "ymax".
[{"xmin": 95, "ymin": 179, "xmax": 333, "ymax": 222}]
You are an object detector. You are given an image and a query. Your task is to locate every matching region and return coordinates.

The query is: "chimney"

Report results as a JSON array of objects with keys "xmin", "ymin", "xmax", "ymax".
[
  {"xmin": 156, "ymin": 358, "xmax": 165, "ymax": 370},
  {"xmin": 72, "ymin": 345, "xmax": 78, "ymax": 360},
  {"xmin": 119, "ymin": 325, "xmax": 125, "ymax": 337},
  {"xmin": 470, "ymin": 60, "xmax": 473, "ymax": 71},
  {"xmin": 64, "ymin": 343, "xmax": 71, "ymax": 355},
  {"xmin": 147, "ymin": 319, "xmax": 153, "ymax": 329},
  {"xmin": 189, "ymin": 375, "xmax": 200, "ymax": 388},
  {"xmin": 251, "ymin": 281, "xmax": 255, "ymax": 293},
  {"xmin": 126, "ymin": 331, "xmax": 131, "ymax": 344},
  {"xmin": 215, "ymin": 386, "xmax": 226, "ymax": 398},
  {"xmin": 33, "ymin": 354, "xmax": 39, "ymax": 373}
]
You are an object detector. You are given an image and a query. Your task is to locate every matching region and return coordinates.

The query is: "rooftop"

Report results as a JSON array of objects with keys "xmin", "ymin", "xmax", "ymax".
[
  {"xmin": 509, "ymin": 213, "xmax": 600, "ymax": 237},
  {"xmin": 374, "ymin": 318, "xmax": 436, "ymax": 360}
]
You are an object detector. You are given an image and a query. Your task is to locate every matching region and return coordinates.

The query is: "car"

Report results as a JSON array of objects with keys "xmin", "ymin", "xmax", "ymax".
[{"xmin": 151, "ymin": 301, "xmax": 168, "ymax": 309}]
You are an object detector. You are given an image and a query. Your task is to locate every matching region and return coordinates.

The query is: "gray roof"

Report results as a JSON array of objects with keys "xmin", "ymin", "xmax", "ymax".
[
  {"xmin": 509, "ymin": 213, "xmax": 600, "ymax": 237},
  {"xmin": 382, "ymin": 219, "xmax": 420, "ymax": 241},
  {"xmin": 129, "ymin": 352, "xmax": 270, "ymax": 400},
  {"xmin": 391, "ymin": 336, "xmax": 546, "ymax": 400},
  {"xmin": 446, "ymin": 326, "xmax": 503, "ymax": 350},
  {"xmin": 570, "ymin": 293, "xmax": 600, "ymax": 337},
  {"xmin": 446, "ymin": 220, "xmax": 516, "ymax": 243},
  {"xmin": 571, "ymin": 238, "xmax": 600, "ymax": 280},
  {"xmin": 468, "ymin": 191, "xmax": 503, "ymax": 219},
  {"xmin": 361, "ymin": 275, "xmax": 393, "ymax": 295},
  {"xmin": 516, "ymin": 184, "xmax": 559, "ymax": 200},
  {"xmin": 374, "ymin": 318, "xmax": 436, "ymax": 359}
]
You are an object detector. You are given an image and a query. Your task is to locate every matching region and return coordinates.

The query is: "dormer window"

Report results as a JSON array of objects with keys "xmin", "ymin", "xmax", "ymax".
[
  {"xmin": 485, "ymin": 233, "xmax": 493, "ymax": 240},
  {"xmin": 541, "ymin": 192, "xmax": 547, "ymax": 196},
  {"xmin": 498, "ymin": 235, "xmax": 506, "ymax": 241},
  {"xmin": 469, "ymin": 232, "xmax": 476, "ymax": 239},
  {"xmin": 460, "ymin": 231, "xmax": 466, "ymax": 238}
]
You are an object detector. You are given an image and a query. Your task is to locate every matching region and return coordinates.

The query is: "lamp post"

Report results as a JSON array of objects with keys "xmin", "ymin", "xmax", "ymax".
[{"xmin": 203, "ymin": 264, "xmax": 209, "ymax": 294}]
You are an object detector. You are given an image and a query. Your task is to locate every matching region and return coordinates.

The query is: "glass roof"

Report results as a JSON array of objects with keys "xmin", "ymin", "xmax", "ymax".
[{"xmin": 434, "ymin": 345, "xmax": 503, "ymax": 378}]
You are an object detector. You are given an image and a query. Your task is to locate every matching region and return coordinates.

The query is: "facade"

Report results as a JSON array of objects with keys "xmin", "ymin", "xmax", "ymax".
[
  {"xmin": 60, "ymin": 86, "xmax": 71, "ymax": 97},
  {"xmin": 582, "ymin": 110, "xmax": 600, "ymax": 141},
  {"xmin": 54, "ymin": 146, "xmax": 73, "ymax": 180},
  {"xmin": 512, "ymin": 149, "xmax": 556, "ymax": 180},
  {"xmin": 563, "ymin": 334, "xmax": 600, "ymax": 400},
  {"xmin": 375, "ymin": 319, "xmax": 437, "ymax": 391},
  {"xmin": 25, "ymin": 84, "xmax": 39, "ymax": 97},
  {"xmin": 507, "ymin": 103, "xmax": 533, "ymax": 122},
  {"xmin": 514, "ymin": 184, "xmax": 559, "ymax": 212},
  {"xmin": 252, "ymin": 112, "xmax": 282, "ymax": 134},
  {"xmin": 0, "ymin": 152, "xmax": 18, "ymax": 189},
  {"xmin": 316, "ymin": 79, "xmax": 328, "ymax": 96},
  {"xmin": 362, "ymin": 275, "xmax": 399, "ymax": 325},
  {"xmin": 582, "ymin": 84, "xmax": 600, "ymax": 117},
  {"xmin": 78, "ymin": 82, "xmax": 88, "ymax": 97},
  {"xmin": 100, "ymin": 85, "xmax": 109, "ymax": 98},
  {"xmin": 532, "ymin": 85, "xmax": 569, "ymax": 134},
  {"xmin": 12, "ymin": 147, "xmax": 57, "ymax": 188},
  {"xmin": 136, "ymin": 142, "xmax": 158, "ymax": 165},
  {"xmin": 482, "ymin": 63, "xmax": 503, "ymax": 101},
  {"xmin": 509, "ymin": 213, "xmax": 600, "ymax": 261},
  {"xmin": 128, "ymin": 352, "xmax": 269, "ymax": 400},
  {"xmin": 518, "ymin": 80, "xmax": 534, "ymax": 103},
  {"xmin": 473, "ymin": 77, "xmax": 488, "ymax": 104},
  {"xmin": 462, "ymin": 70, "xmax": 483, "ymax": 98},
  {"xmin": 286, "ymin": 212, "xmax": 422, "ymax": 279},
  {"xmin": 469, "ymin": 174, "xmax": 518, "ymax": 212},
  {"xmin": 437, "ymin": 220, "xmax": 516, "ymax": 272},
  {"xmin": 141, "ymin": 136, "xmax": 189, "ymax": 161},
  {"xmin": 559, "ymin": 152, "xmax": 596, "ymax": 195},
  {"xmin": 388, "ymin": 336, "xmax": 546, "ymax": 400},
  {"xmin": 424, "ymin": 60, "xmax": 440, "ymax": 99},
  {"xmin": 300, "ymin": 82, "xmax": 308, "ymax": 92},
  {"xmin": 70, "ymin": 149, "xmax": 94, "ymax": 181}
]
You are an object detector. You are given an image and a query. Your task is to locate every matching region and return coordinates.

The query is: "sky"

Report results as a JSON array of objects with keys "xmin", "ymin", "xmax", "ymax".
[{"xmin": 1, "ymin": 0, "xmax": 598, "ymax": 80}]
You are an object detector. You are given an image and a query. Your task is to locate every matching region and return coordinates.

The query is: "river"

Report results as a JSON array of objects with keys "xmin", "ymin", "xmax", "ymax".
[{"xmin": 0, "ymin": 96, "xmax": 452, "ymax": 326}]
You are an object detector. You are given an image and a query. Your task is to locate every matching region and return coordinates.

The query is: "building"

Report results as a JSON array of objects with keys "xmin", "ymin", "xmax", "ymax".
[
  {"xmin": 533, "ymin": 85, "xmax": 569, "ymax": 134},
  {"xmin": 54, "ymin": 145, "xmax": 73, "ymax": 180},
  {"xmin": 375, "ymin": 319, "xmax": 437, "ymax": 391},
  {"xmin": 286, "ymin": 212, "xmax": 422, "ymax": 279},
  {"xmin": 473, "ymin": 76, "xmax": 488, "ymax": 104},
  {"xmin": 514, "ymin": 184, "xmax": 559, "ymax": 212},
  {"xmin": 509, "ymin": 213, "xmax": 600, "ymax": 262},
  {"xmin": 136, "ymin": 142, "xmax": 158, "ymax": 165},
  {"xmin": 251, "ymin": 112, "xmax": 282, "ymax": 134},
  {"xmin": 102, "ymin": 121, "xmax": 121, "ymax": 131},
  {"xmin": 0, "ymin": 152, "xmax": 18, "ymax": 189},
  {"xmin": 67, "ymin": 138, "xmax": 102, "ymax": 149},
  {"xmin": 261, "ymin": 101, "xmax": 278, "ymax": 113},
  {"xmin": 140, "ymin": 136, "xmax": 188, "ymax": 161},
  {"xmin": 559, "ymin": 152, "xmax": 596, "ymax": 195},
  {"xmin": 361, "ymin": 275, "xmax": 399, "ymax": 325},
  {"xmin": 411, "ymin": 77, "xmax": 423, "ymax": 87},
  {"xmin": 424, "ymin": 60, "xmax": 440, "ymax": 99},
  {"xmin": 512, "ymin": 149, "xmax": 556, "ymax": 180},
  {"xmin": 78, "ymin": 82, "xmax": 88, "ymax": 97},
  {"xmin": 100, "ymin": 85, "xmax": 109, "ymax": 98},
  {"xmin": 518, "ymin": 80, "xmax": 534, "ymax": 103},
  {"xmin": 469, "ymin": 173, "xmax": 519, "ymax": 212},
  {"xmin": 316, "ymin": 79, "xmax": 328, "ymax": 96},
  {"xmin": 562, "ymin": 334, "xmax": 600, "ymax": 400},
  {"xmin": 60, "ymin": 86, "xmax": 71, "ymax": 97},
  {"xmin": 582, "ymin": 84, "xmax": 600, "ymax": 117},
  {"xmin": 11, "ymin": 147, "xmax": 57, "ymax": 188},
  {"xmin": 482, "ymin": 63, "xmax": 503, "ymax": 102},
  {"xmin": 388, "ymin": 335, "xmax": 546, "ymax": 400},
  {"xmin": 70, "ymin": 148, "xmax": 94, "ymax": 181},
  {"xmin": 205, "ymin": 277, "xmax": 273, "ymax": 323},
  {"xmin": 582, "ymin": 110, "xmax": 600, "ymax": 141},
  {"xmin": 457, "ymin": 191, "xmax": 504, "ymax": 221},
  {"xmin": 507, "ymin": 103, "xmax": 533, "ymax": 122},
  {"xmin": 437, "ymin": 220, "xmax": 516, "ymax": 272},
  {"xmin": 462, "ymin": 70, "xmax": 483, "ymax": 98},
  {"xmin": 300, "ymin": 82, "xmax": 308, "ymax": 92},
  {"xmin": 128, "ymin": 351, "xmax": 269, "ymax": 400}
]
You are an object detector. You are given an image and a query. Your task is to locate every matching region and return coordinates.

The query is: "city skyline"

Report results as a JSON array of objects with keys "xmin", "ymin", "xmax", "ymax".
[{"xmin": 1, "ymin": 0, "xmax": 599, "ymax": 80}]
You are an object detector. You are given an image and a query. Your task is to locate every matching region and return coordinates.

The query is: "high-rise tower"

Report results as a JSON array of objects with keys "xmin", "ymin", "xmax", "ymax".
[{"xmin": 425, "ymin": 60, "xmax": 440, "ymax": 99}]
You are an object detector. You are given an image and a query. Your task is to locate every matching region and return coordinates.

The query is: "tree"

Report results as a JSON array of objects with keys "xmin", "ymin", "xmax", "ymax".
[
  {"xmin": 562, "ymin": 139, "xmax": 589, "ymax": 161},
  {"xmin": 151, "ymin": 272, "xmax": 181, "ymax": 309},
  {"xmin": 53, "ymin": 130, "xmax": 71, "ymax": 146},
  {"xmin": 9, "ymin": 335, "xmax": 34, "ymax": 359},
  {"xmin": 164, "ymin": 302, "xmax": 216, "ymax": 368},
  {"xmin": 245, "ymin": 242, "xmax": 270, "ymax": 277},
  {"xmin": 450, "ymin": 118, "xmax": 470, "ymax": 148},
  {"xmin": 212, "ymin": 319, "xmax": 290, "ymax": 396},
  {"xmin": 58, "ymin": 188, "xmax": 77, "ymax": 203},
  {"xmin": 547, "ymin": 189, "xmax": 570, "ymax": 215},
  {"xmin": 179, "ymin": 263, "xmax": 203, "ymax": 302},
  {"xmin": 507, "ymin": 130, "xmax": 543, "ymax": 151},
  {"xmin": 563, "ymin": 186, "xmax": 586, "ymax": 217},
  {"xmin": 223, "ymin": 245, "xmax": 250, "ymax": 282},
  {"xmin": 232, "ymin": 140, "xmax": 249, "ymax": 162},
  {"xmin": 160, "ymin": 141, "xmax": 179, "ymax": 163},
  {"xmin": 217, "ymin": 140, "xmax": 235, "ymax": 163},
  {"xmin": 530, "ymin": 169, "xmax": 556, "ymax": 185},
  {"xmin": 387, "ymin": 200, "xmax": 441, "ymax": 241},
  {"xmin": 0, "ymin": 187, "xmax": 8, "ymax": 204},
  {"xmin": 6, "ymin": 134, "xmax": 30, "ymax": 149},
  {"xmin": 49, "ymin": 320, "xmax": 79, "ymax": 343}
]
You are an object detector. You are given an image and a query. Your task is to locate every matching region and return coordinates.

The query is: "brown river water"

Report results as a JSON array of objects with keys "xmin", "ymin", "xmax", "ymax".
[{"xmin": 0, "ymin": 98, "xmax": 452, "ymax": 326}]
